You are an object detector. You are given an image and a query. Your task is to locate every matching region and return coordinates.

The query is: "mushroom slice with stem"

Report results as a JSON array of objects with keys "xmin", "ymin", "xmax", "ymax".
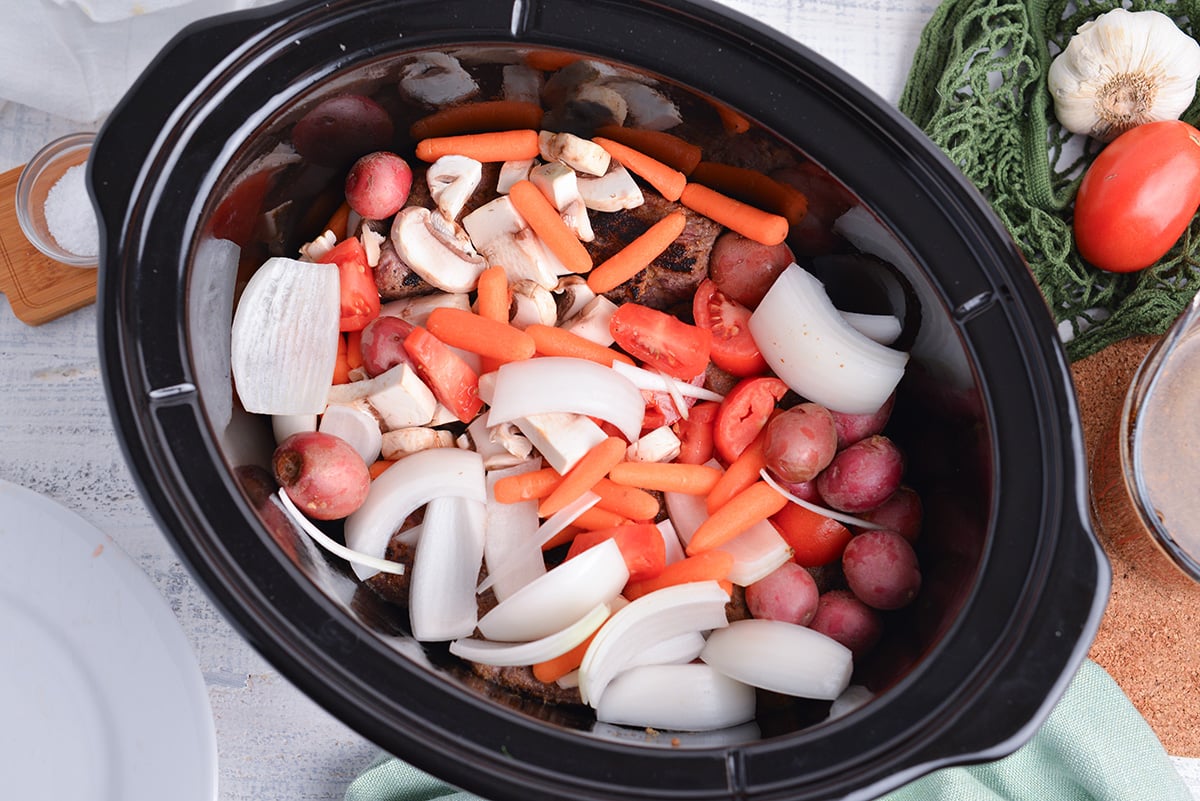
[
  {"xmin": 577, "ymin": 163, "xmax": 644, "ymax": 212},
  {"xmin": 427, "ymin": 155, "xmax": 483, "ymax": 221},
  {"xmin": 462, "ymin": 196, "xmax": 560, "ymax": 288},
  {"xmin": 530, "ymin": 162, "xmax": 594, "ymax": 242},
  {"xmin": 390, "ymin": 206, "xmax": 487, "ymax": 293},
  {"xmin": 399, "ymin": 52, "xmax": 478, "ymax": 106},
  {"xmin": 509, "ymin": 279, "xmax": 559, "ymax": 329}
]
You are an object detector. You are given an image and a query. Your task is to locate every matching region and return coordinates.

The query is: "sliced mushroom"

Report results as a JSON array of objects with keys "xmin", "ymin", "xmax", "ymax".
[
  {"xmin": 509, "ymin": 279, "xmax": 559, "ymax": 329},
  {"xmin": 325, "ymin": 362, "xmax": 438, "ymax": 430},
  {"xmin": 574, "ymin": 83, "xmax": 629, "ymax": 126},
  {"xmin": 462, "ymin": 196, "xmax": 559, "ymax": 288},
  {"xmin": 298, "ymin": 229, "xmax": 338, "ymax": 262},
  {"xmin": 542, "ymin": 60, "xmax": 622, "ymax": 106},
  {"xmin": 497, "ymin": 158, "xmax": 536, "ymax": 194},
  {"xmin": 466, "ymin": 416, "xmax": 533, "ymax": 470},
  {"xmin": 625, "ymin": 425, "xmax": 682, "ymax": 463},
  {"xmin": 399, "ymin": 52, "xmax": 478, "ymax": 106},
  {"xmin": 603, "ymin": 80, "xmax": 682, "ymax": 131},
  {"xmin": 390, "ymin": 206, "xmax": 487, "ymax": 293},
  {"xmin": 577, "ymin": 163, "xmax": 645, "ymax": 212},
  {"xmin": 560, "ymin": 295, "xmax": 619, "ymax": 346},
  {"xmin": 381, "ymin": 427, "xmax": 457, "ymax": 461},
  {"xmin": 427, "ymin": 155, "xmax": 483, "ymax": 221},
  {"xmin": 319, "ymin": 401, "xmax": 384, "ymax": 464},
  {"xmin": 530, "ymin": 162, "xmax": 594, "ymax": 242},
  {"xmin": 359, "ymin": 224, "xmax": 387, "ymax": 268},
  {"xmin": 502, "ymin": 64, "xmax": 543, "ymax": 104},
  {"xmin": 554, "ymin": 275, "xmax": 597, "ymax": 324},
  {"xmin": 379, "ymin": 291, "xmax": 471, "ymax": 326},
  {"xmin": 538, "ymin": 130, "xmax": 611, "ymax": 177},
  {"xmin": 515, "ymin": 412, "xmax": 609, "ymax": 475}
]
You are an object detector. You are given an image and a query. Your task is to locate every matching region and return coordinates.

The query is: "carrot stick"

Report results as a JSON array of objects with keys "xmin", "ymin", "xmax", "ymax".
[
  {"xmin": 409, "ymin": 100, "xmax": 545, "ymax": 140},
  {"xmin": 492, "ymin": 466, "xmax": 562, "ymax": 504},
  {"xmin": 323, "ymin": 201, "xmax": 352, "ymax": 241},
  {"xmin": 679, "ymin": 182, "xmax": 789, "ymax": 246},
  {"xmin": 539, "ymin": 437, "xmax": 628, "ymax": 518},
  {"xmin": 623, "ymin": 550, "xmax": 735, "ymax": 601},
  {"xmin": 475, "ymin": 265, "xmax": 511, "ymax": 323},
  {"xmin": 592, "ymin": 137, "xmax": 687, "ymax": 201},
  {"xmin": 713, "ymin": 104, "xmax": 751, "ymax": 135},
  {"xmin": 524, "ymin": 49, "xmax": 580, "ymax": 72},
  {"xmin": 415, "ymin": 129, "xmax": 541, "ymax": 163},
  {"xmin": 689, "ymin": 161, "xmax": 809, "ymax": 227},
  {"xmin": 426, "ymin": 306, "xmax": 536, "ymax": 364},
  {"xmin": 593, "ymin": 125, "xmax": 703, "ymax": 175},
  {"xmin": 586, "ymin": 211, "xmax": 687, "ymax": 294},
  {"xmin": 525, "ymin": 323, "xmax": 635, "ymax": 367},
  {"xmin": 345, "ymin": 328, "xmax": 364, "ymax": 371},
  {"xmin": 687, "ymin": 481, "xmax": 788, "ymax": 555},
  {"xmin": 707, "ymin": 433, "xmax": 767, "ymax": 515},
  {"xmin": 572, "ymin": 507, "xmax": 630, "ymax": 531},
  {"xmin": 508, "ymin": 180, "xmax": 593, "ymax": 274},
  {"xmin": 332, "ymin": 333, "xmax": 351, "ymax": 385},
  {"xmin": 541, "ymin": 523, "xmax": 581, "ymax": 552},
  {"xmin": 533, "ymin": 626, "xmax": 596, "ymax": 683},
  {"xmin": 607, "ymin": 461, "xmax": 722, "ymax": 495},
  {"xmin": 593, "ymin": 477, "xmax": 661, "ymax": 522},
  {"xmin": 368, "ymin": 459, "xmax": 399, "ymax": 480}
]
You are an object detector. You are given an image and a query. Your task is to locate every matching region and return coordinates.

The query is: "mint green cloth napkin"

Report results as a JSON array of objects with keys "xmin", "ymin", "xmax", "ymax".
[{"xmin": 345, "ymin": 660, "xmax": 1191, "ymax": 801}]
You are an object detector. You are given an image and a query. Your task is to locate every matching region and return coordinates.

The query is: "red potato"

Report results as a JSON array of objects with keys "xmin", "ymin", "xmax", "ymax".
[
  {"xmin": 808, "ymin": 589, "xmax": 883, "ymax": 658},
  {"xmin": 707, "ymin": 231, "xmax": 794, "ymax": 308},
  {"xmin": 773, "ymin": 477, "xmax": 821, "ymax": 503},
  {"xmin": 842, "ymin": 530, "xmax": 921, "ymax": 611},
  {"xmin": 345, "ymin": 151, "xmax": 414, "ymax": 220},
  {"xmin": 763, "ymin": 402, "xmax": 838, "ymax": 483},
  {"xmin": 292, "ymin": 94, "xmax": 395, "ymax": 169},
  {"xmin": 831, "ymin": 393, "xmax": 894, "ymax": 450},
  {"xmin": 360, "ymin": 315, "xmax": 416, "ymax": 377},
  {"xmin": 861, "ymin": 486, "xmax": 922, "ymax": 543},
  {"xmin": 744, "ymin": 562, "xmax": 819, "ymax": 625},
  {"xmin": 815, "ymin": 435, "xmax": 903, "ymax": 513},
  {"xmin": 272, "ymin": 431, "xmax": 370, "ymax": 520}
]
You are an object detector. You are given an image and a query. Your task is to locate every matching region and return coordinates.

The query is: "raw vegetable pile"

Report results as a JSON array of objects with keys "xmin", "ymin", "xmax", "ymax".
[{"xmin": 229, "ymin": 50, "xmax": 924, "ymax": 734}]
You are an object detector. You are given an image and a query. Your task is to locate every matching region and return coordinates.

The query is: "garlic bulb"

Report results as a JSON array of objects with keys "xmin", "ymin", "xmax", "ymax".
[{"xmin": 1048, "ymin": 8, "xmax": 1200, "ymax": 141}]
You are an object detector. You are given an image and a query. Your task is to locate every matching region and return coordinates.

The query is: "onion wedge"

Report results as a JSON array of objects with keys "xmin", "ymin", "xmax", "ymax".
[
  {"xmin": 748, "ymin": 263, "xmax": 907, "ymax": 415},
  {"xmin": 701, "ymin": 618, "xmax": 852, "ymax": 701},
  {"xmin": 596, "ymin": 663, "xmax": 756, "ymax": 732},
  {"xmin": 409, "ymin": 495, "xmax": 487, "ymax": 642},
  {"xmin": 344, "ymin": 448, "xmax": 486, "ymax": 581},
  {"xmin": 578, "ymin": 580, "xmax": 730, "ymax": 707},
  {"xmin": 481, "ymin": 462, "xmax": 545, "ymax": 602},
  {"xmin": 477, "ymin": 491, "xmax": 600, "ymax": 595},
  {"xmin": 487, "ymin": 356, "xmax": 645, "ymax": 442},
  {"xmin": 449, "ymin": 602, "xmax": 611, "ymax": 666},
  {"xmin": 627, "ymin": 630, "xmax": 705, "ymax": 668},
  {"xmin": 477, "ymin": 538, "xmax": 628, "ymax": 642}
]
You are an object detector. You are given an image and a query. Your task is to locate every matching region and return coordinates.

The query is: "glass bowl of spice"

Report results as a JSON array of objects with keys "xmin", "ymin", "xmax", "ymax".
[{"xmin": 15, "ymin": 132, "xmax": 100, "ymax": 268}]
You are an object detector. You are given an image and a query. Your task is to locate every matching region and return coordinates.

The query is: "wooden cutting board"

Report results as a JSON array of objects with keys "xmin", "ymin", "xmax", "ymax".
[{"xmin": 0, "ymin": 163, "xmax": 97, "ymax": 325}]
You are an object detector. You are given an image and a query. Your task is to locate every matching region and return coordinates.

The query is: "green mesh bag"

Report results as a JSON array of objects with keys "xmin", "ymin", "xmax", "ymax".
[{"xmin": 899, "ymin": 0, "xmax": 1200, "ymax": 361}]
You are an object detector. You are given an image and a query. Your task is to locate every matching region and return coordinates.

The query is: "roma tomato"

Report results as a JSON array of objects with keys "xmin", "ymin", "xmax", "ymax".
[
  {"xmin": 403, "ymin": 327, "xmax": 483, "ymax": 423},
  {"xmin": 321, "ymin": 236, "xmax": 381, "ymax": 331},
  {"xmin": 770, "ymin": 502, "xmax": 852, "ymax": 567},
  {"xmin": 676, "ymin": 400, "xmax": 720, "ymax": 464},
  {"xmin": 610, "ymin": 302, "xmax": 712, "ymax": 379},
  {"xmin": 692, "ymin": 279, "xmax": 768, "ymax": 377},
  {"xmin": 1074, "ymin": 120, "xmax": 1200, "ymax": 273},
  {"xmin": 713, "ymin": 376, "xmax": 788, "ymax": 464}
]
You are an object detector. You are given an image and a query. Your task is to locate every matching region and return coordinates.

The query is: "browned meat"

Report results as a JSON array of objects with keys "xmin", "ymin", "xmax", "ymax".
[
  {"xmin": 588, "ymin": 192, "xmax": 722, "ymax": 311},
  {"xmin": 470, "ymin": 663, "xmax": 584, "ymax": 705}
]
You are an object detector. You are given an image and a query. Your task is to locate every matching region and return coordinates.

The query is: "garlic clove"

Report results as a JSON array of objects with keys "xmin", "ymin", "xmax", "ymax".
[{"xmin": 1048, "ymin": 8, "xmax": 1200, "ymax": 142}]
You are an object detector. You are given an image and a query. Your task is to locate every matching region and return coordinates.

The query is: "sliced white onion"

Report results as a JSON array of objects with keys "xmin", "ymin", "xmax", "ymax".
[
  {"xmin": 596, "ymin": 663, "xmax": 756, "ymax": 732},
  {"xmin": 664, "ymin": 488, "xmax": 792, "ymax": 586},
  {"xmin": 627, "ymin": 630, "xmax": 705, "ymax": 668},
  {"xmin": 556, "ymin": 670, "xmax": 580, "ymax": 689},
  {"xmin": 477, "ymin": 538, "xmax": 628, "ymax": 642},
  {"xmin": 482, "ymin": 462, "xmax": 545, "ymax": 602},
  {"xmin": 656, "ymin": 519, "xmax": 685, "ymax": 565},
  {"xmin": 344, "ymin": 448, "xmax": 486, "ymax": 581},
  {"xmin": 487, "ymin": 357, "xmax": 645, "ymax": 441},
  {"xmin": 275, "ymin": 489, "xmax": 406, "ymax": 576},
  {"xmin": 272, "ymin": 413, "xmax": 318, "ymax": 445},
  {"xmin": 840, "ymin": 311, "xmax": 902, "ymax": 346},
  {"xmin": 748, "ymin": 263, "xmax": 907, "ymax": 415},
  {"xmin": 449, "ymin": 602, "xmax": 611, "ymax": 666},
  {"xmin": 578, "ymin": 580, "xmax": 730, "ymax": 707},
  {"xmin": 611, "ymin": 360, "xmax": 725, "ymax": 402},
  {"xmin": 476, "ymin": 490, "xmax": 600, "ymax": 595},
  {"xmin": 828, "ymin": 684, "xmax": 875, "ymax": 721},
  {"xmin": 408, "ymin": 496, "xmax": 487, "ymax": 642},
  {"xmin": 231, "ymin": 257, "xmax": 340, "ymax": 415},
  {"xmin": 700, "ymin": 618, "xmax": 852, "ymax": 701},
  {"xmin": 759, "ymin": 469, "xmax": 885, "ymax": 530},
  {"xmin": 318, "ymin": 402, "xmax": 383, "ymax": 464}
]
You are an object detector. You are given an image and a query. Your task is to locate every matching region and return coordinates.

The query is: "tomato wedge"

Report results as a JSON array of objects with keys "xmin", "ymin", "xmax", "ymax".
[
  {"xmin": 770, "ymin": 502, "xmax": 852, "ymax": 567},
  {"xmin": 609, "ymin": 302, "xmax": 712, "ymax": 380},
  {"xmin": 321, "ymin": 236, "xmax": 381, "ymax": 331},
  {"xmin": 713, "ymin": 376, "xmax": 787, "ymax": 464},
  {"xmin": 692, "ymin": 279, "xmax": 767, "ymax": 377},
  {"xmin": 403, "ymin": 326, "xmax": 483, "ymax": 423},
  {"xmin": 676, "ymin": 400, "xmax": 719, "ymax": 464},
  {"xmin": 565, "ymin": 523, "xmax": 666, "ymax": 583}
]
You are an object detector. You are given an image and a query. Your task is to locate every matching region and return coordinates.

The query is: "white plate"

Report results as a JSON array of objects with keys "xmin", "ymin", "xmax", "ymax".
[{"xmin": 0, "ymin": 480, "xmax": 217, "ymax": 801}]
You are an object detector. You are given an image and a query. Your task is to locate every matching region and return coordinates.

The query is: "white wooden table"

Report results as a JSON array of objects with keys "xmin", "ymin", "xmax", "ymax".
[{"xmin": 0, "ymin": 1, "xmax": 1196, "ymax": 799}]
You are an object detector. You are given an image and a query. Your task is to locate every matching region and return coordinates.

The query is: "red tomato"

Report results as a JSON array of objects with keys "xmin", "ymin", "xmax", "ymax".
[
  {"xmin": 403, "ymin": 327, "xmax": 483, "ymax": 423},
  {"xmin": 676, "ymin": 400, "xmax": 720, "ymax": 464},
  {"xmin": 565, "ymin": 523, "xmax": 666, "ymax": 583},
  {"xmin": 321, "ymin": 236, "xmax": 381, "ymax": 331},
  {"xmin": 610, "ymin": 303, "xmax": 712, "ymax": 380},
  {"xmin": 1074, "ymin": 120, "xmax": 1200, "ymax": 273},
  {"xmin": 713, "ymin": 376, "xmax": 787, "ymax": 464},
  {"xmin": 692, "ymin": 279, "xmax": 768, "ymax": 377},
  {"xmin": 770, "ymin": 502, "xmax": 852, "ymax": 567}
]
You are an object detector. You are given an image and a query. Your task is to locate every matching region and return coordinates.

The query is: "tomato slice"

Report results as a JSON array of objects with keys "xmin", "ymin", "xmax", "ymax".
[
  {"xmin": 565, "ymin": 523, "xmax": 666, "ymax": 583},
  {"xmin": 692, "ymin": 279, "xmax": 767, "ymax": 377},
  {"xmin": 713, "ymin": 376, "xmax": 787, "ymax": 464},
  {"xmin": 770, "ymin": 502, "xmax": 852, "ymax": 567},
  {"xmin": 609, "ymin": 303, "xmax": 712, "ymax": 380},
  {"xmin": 321, "ymin": 236, "xmax": 381, "ymax": 332},
  {"xmin": 403, "ymin": 327, "xmax": 483, "ymax": 423},
  {"xmin": 676, "ymin": 400, "xmax": 719, "ymax": 464}
]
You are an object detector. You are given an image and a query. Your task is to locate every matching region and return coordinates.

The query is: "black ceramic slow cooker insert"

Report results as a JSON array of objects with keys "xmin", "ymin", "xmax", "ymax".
[{"xmin": 91, "ymin": 1, "xmax": 1110, "ymax": 799}]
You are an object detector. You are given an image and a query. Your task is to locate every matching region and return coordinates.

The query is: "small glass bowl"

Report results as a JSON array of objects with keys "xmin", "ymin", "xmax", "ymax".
[{"xmin": 15, "ymin": 132, "xmax": 99, "ymax": 268}]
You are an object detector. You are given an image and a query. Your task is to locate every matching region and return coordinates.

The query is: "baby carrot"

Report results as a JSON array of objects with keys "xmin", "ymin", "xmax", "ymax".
[
  {"xmin": 533, "ymin": 626, "xmax": 596, "ymax": 683},
  {"xmin": 572, "ymin": 507, "xmax": 630, "ymax": 531},
  {"xmin": 689, "ymin": 161, "xmax": 809, "ymax": 227},
  {"xmin": 475, "ymin": 265, "xmax": 511, "ymax": 323},
  {"xmin": 592, "ymin": 137, "xmax": 687, "ymax": 201},
  {"xmin": 426, "ymin": 306, "xmax": 536, "ymax": 363},
  {"xmin": 607, "ymin": 461, "xmax": 722, "ymax": 495},
  {"xmin": 524, "ymin": 49, "xmax": 580, "ymax": 72},
  {"xmin": 323, "ymin": 200, "xmax": 352, "ymax": 241},
  {"xmin": 586, "ymin": 211, "xmax": 687, "ymax": 294},
  {"xmin": 415, "ymin": 129, "xmax": 541, "ymax": 163},
  {"xmin": 541, "ymin": 523, "xmax": 582, "ymax": 552},
  {"xmin": 539, "ymin": 437, "xmax": 628, "ymax": 518},
  {"xmin": 345, "ymin": 328, "xmax": 364, "ymax": 372},
  {"xmin": 368, "ymin": 459, "xmax": 399, "ymax": 480},
  {"xmin": 409, "ymin": 100, "xmax": 545, "ymax": 140},
  {"xmin": 713, "ymin": 104, "xmax": 751, "ymax": 135},
  {"xmin": 593, "ymin": 125, "xmax": 703, "ymax": 175},
  {"xmin": 525, "ymin": 323, "xmax": 635, "ymax": 367},
  {"xmin": 332, "ymin": 333, "xmax": 351, "ymax": 385},
  {"xmin": 679, "ymin": 182, "xmax": 789, "ymax": 246},
  {"xmin": 623, "ymin": 550, "xmax": 735, "ymax": 601},
  {"xmin": 508, "ymin": 180, "xmax": 594, "ymax": 274},
  {"xmin": 687, "ymin": 481, "xmax": 788, "ymax": 555},
  {"xmin": 707, "ymin": 434, "xmax": 767, "ymax": 515},
  {"xmin": 492, "ymin": 466, "xmax": 562, "ymax": 504},
  {"xmin": 593, "ymin": 477, "xmax": 661, "ymax": 522}
]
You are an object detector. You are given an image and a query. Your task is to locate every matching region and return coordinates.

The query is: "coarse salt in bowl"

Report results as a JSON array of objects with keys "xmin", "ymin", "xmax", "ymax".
[{"xmin": 15, "ymin": 132, "xmax": 100, "ymax": 268}]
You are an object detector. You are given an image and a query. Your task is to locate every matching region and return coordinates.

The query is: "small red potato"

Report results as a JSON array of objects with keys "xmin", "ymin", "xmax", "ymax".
[
  {"xmin": 842, "ymin": 530, "xmax": 921, "ymax": 611},
  {"xmin": 707, "ymin": 231, "xmax": 794, "ymax": 308},
  {"xmin": 292, "ymin": 94, "xmax": 395, "ymax": 168},
  {"xmin": 860, "ymin": 486, "xmax": 922, "ymax": 543},
  {"xmin": 763, "ymin": 402, "xmax": 838, "ymax": 484},
  {"xmin": 345, "ymin": 151, "xmax": 413, "ymax": 220},
  {"xmin": 815, "ymin": 435, "xmax": 903, "ymax": 513},
  {"xmin": 360, "ymin": 314, "xmax": 416, "ymax": 377},
  {"xmin": 808, "ymin": 589, "xmax": 883, "ymax": 658},
  {"xmin": 272, "ymin": 431, "xmax": 370, "ymax": 520},
  {"xmin": 745, "ymin": 562, "xmax": 820, "ymax": 626},
  {"xmin": 830, "ymin": 393, "xmax": 894, "ymax": 450}
]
